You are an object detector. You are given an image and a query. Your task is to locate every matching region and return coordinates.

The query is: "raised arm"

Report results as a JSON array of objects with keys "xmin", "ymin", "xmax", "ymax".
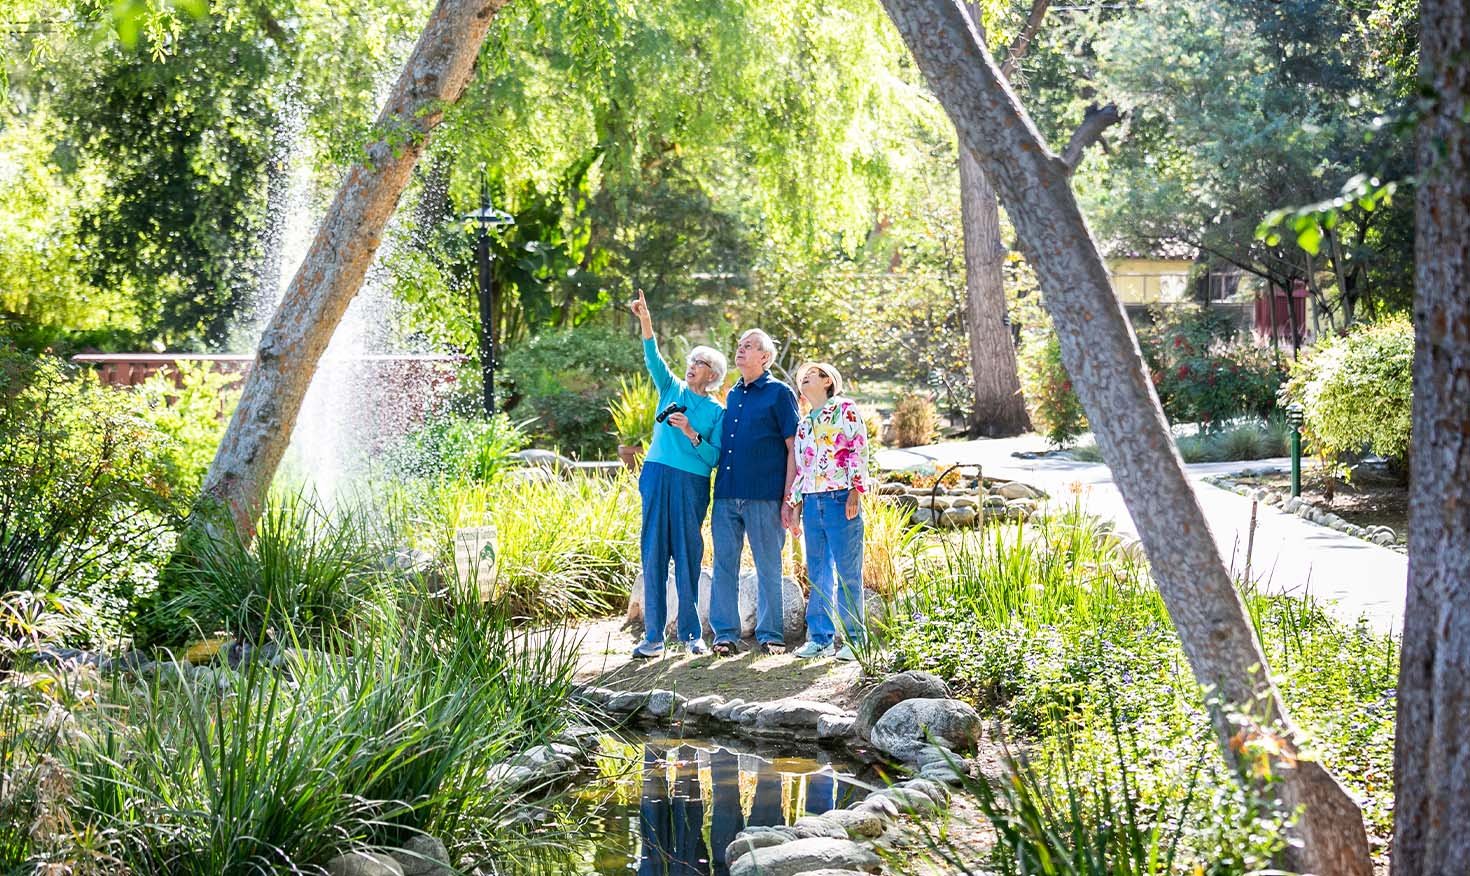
[{"xmin": 629, "ymin": 289, "xmax": 675, "ymax": 395}]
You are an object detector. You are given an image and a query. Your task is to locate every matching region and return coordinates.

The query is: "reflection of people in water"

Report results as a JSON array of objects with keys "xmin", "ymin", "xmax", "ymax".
[
  {"xmin": 747, "ymin": 755, "xmax": 785, "ymax": 828},
  {"xmin": 709, "ymin": 749, "xmax": 743, "ymax": 876},
  {"xmin": 804, "ymin": 770, "xmax": 836, "ymax": 816},
  {"xmin": 638, "ymin": 745, "xmax": 710, "ymax": 876}
]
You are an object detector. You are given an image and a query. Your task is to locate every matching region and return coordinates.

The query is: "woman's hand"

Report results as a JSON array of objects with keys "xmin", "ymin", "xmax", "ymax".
[
  {"xmin": 629, "ymin": 289, "xmax": 654, "ymax": 339},
  {"xmin": 667, "ymin": 412, "xmax": 696, "ymax": 441},
  {"xmin": 784, "ymin": 502, "xmax": 803, "ymax": 536},
  {"xmin": 845, "ymin": 490, "xmax": 861, "ymax": 520}
]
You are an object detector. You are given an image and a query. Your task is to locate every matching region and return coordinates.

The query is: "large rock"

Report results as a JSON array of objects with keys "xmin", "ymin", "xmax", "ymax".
[
  {"xmin": 994, "ymin": 481, "xmax": 1040, "ymax": 500},
  {"xmin": 821, "ymin": 808, "xmax": 886, "ymax": 838},
  {"xmin": 512, "ymin": 448, "xmax": 576, "ymax": 474},
  {"xmin": 726, "ymin": 831, "xmax": 793, "ymax": 867},
  {"xmin": 753, "ymin": 699, "xmax": 849, "ymax": 736},
  {"xmin": 854, "ymin": 671, "xmax": 951, "ymax": 739},
  {"xmin": 728, "ymin": 837, "xmax": 882, "ymax": 876},
  {"xmin": 625, "ymin": 568, "xmax": 802, "ymax": 643},
  {"xmin": 869, "ymin": 698, "xmax": 982, "ymax": 762},
  {"xmin": 940, "ymin": 506, "xmax": 977, "ymax": 528},
  {"xmin": 626, "ymin": 564, "xmax": 715, "ymax": 641},
  {"xmin": 390, "ymin": 836, "xmax": 452, "ymax": 876},
  {"xmin": 326, "ymin": 852, "xmax": 404, "ymax": 876}
]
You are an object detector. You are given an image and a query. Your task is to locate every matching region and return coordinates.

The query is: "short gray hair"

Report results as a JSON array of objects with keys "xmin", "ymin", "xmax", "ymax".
[
  {"xmin": 687, "ymin": 345, "xmax": 728, "ymax": 385},
  {"xmin": 738, "ymin": 329, "xmax": 777, "ymax": 368}
]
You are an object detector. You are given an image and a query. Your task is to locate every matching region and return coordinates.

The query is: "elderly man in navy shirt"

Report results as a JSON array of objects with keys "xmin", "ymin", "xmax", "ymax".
[{"xmin": 708, "ymin": 329, "xmax": 800, "ymax": 656}]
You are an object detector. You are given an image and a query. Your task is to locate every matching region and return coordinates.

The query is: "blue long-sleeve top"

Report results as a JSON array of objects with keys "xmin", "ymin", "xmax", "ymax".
[{"xmin": 642, "ymin": 338, "xmax": 723, "ymax": 476}]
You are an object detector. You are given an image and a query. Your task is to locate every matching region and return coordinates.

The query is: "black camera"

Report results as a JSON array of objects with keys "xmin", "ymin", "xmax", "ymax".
[{"xmin": 655, "ymin": 402, "xmax": 687, "ymax": 424}]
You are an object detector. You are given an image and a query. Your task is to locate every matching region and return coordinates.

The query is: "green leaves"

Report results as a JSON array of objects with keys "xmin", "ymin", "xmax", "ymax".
[{"xmin": 1256, "ymin": 173, "xmax": 1401, "ymax": 255}]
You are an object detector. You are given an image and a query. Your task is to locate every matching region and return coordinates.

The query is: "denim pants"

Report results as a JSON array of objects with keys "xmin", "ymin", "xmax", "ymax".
[
  {"xmin": 709, "ymin": 498, "xmax": 786, "ymax": 645},
  {"xmin": 801, "ymin": 489, "xmax": 865, "ymax": 647},
  {"xmin": 639, "ymin": 462, "xmax": 711, "ymax": 645}
]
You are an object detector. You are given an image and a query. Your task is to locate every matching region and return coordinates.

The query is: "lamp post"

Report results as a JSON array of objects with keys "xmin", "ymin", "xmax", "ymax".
[
  {"xmin": 464, "ymin": 170, "xmax": 515, "ymax": 416},
  {"xmin": 1285, "ymin": 402, "xmax": 1305, "ymax": 497}
]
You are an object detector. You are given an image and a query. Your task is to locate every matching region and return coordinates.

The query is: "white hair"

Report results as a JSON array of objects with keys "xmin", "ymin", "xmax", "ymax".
[
  {"xmin": 738, "ymin": 329, "xmax": 777, "ymax": 368},
  {"xmin": 687, "ymin": 345, "xmax": 728, "ymax": 385}
]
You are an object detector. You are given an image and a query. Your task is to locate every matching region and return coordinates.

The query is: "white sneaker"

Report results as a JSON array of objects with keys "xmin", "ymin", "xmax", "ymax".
[
  {"xmin": 834, "ymin": 644, "xmax": 858, "ymax": 662},
  {"xmin": 795, "ymin": 640, "xmax": 835, "ymax": 659},
  {"xmin": 632, "ymin": 641, "xmax": 665, "ymax": 659},
  {"xmin": 687, "ymin": 639, "xmax": 710, "ymax": 656}
]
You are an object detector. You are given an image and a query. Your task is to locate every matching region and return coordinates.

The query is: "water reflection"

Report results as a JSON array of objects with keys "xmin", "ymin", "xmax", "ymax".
[{"xmin": 627, "ymin": 740, "xmax": 871, "ymax": 876}]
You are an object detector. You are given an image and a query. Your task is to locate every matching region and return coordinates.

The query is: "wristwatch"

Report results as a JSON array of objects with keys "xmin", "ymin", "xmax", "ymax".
[{"xmin": 689, "ymin": 432, "xmax": 702, "ymax": 447}]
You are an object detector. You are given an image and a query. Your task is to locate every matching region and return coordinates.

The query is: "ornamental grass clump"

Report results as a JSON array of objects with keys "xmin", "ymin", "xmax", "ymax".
[
  {"xmin": 158, "ymin": 492, "xmax": 382, "ymax": 646},
  {"xmin": 22, "ymin": 581, "xmax": 584, "ymax": 874}
]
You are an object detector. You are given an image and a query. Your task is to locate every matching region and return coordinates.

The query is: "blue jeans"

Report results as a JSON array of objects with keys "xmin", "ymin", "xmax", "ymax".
[
  {"xmin": 710, "ymin": 498, "xmax": 787, "ymax": 645},
  {"xmin": 639, "ymin": 462, "xmax": 711, "ymax": 645},
  {"xmin": 801, "ymin": 490, "xmax": 865, "ymax": 647}
]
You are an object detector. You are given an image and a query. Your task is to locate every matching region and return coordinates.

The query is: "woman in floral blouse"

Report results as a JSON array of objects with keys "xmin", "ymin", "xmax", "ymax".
[{"xmin": 787, "ymin": 362, "xmax": 868, "ymax": 661}]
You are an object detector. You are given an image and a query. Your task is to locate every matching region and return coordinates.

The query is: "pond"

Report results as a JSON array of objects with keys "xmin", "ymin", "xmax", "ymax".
[{"xmin": 510, "ymin": 732, "xmax": 883, "ymax": 875}]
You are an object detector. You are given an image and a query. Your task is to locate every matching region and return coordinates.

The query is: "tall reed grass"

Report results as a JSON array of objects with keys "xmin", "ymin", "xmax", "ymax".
[{"xmin": 6, "ymin": 581, "xmax": 585, "ymax": 874}]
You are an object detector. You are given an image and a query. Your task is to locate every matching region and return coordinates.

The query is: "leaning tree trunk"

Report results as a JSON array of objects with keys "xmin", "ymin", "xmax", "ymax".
[
  {"xmin": 198, "ymin": 0, "xmax": 510, "ymax": 534},
  {"xmin": 1392, "ymin": 1, "xmax": 1470, "ymax": 871},
  {"xmin": 876, "ymin": 2, "xmax": 1373, "ymax": 872},
  {"xmin": 960, "ymin": 146, "xmax": 1031, "ymax": 437}
]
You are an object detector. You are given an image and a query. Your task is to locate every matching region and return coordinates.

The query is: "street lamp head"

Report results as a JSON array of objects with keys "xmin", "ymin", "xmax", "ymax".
[
  {"xmin": 465, "ymin": 206, "xmax": 515, "ymax": 228},
  {"xmin": 1285, "ymin": 401, "xmax": 1305, "ymax": 429}
]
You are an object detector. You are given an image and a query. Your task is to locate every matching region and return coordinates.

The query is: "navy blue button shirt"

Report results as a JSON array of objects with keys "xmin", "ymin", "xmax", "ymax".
[{"xmin": 713, "ymin": 371, "xmax": 799, "ymax": 501}]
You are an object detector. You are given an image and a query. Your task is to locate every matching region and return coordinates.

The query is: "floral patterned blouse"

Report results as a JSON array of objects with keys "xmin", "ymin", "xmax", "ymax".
[{"xmin": 788, "ymin": 395, "xmax": 869, "ymax": 504}]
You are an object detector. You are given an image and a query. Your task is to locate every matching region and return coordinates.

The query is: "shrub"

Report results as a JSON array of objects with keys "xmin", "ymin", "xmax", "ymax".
[
  {"xmin": 0, "ymin": 346, "xmax": 177, "ymax": 647},
  {"xmin": 384, "ymin": 413, "xmax": 529, "ymax": 483},
  {"xmin": 1281, "ymin": 317, "xmax": 1413, "ymax": 464},
  {"xmin": 502, "ymin": 324, "xmax": 643, "ymax": 458},
  {"xmin": 891, "ymin": 392, "xmax": 937, "ymax": 448},
  {"xmin": 133, "ymin": 360, "xmax": 239, "ymax": 498},
  {"xmin": 388, "ymin": 474, "xmax": 641, "ymax": 620},
  {"xmin": 1020, "ymin": 335, "xmax": 1087, "ymax": 447},
  {"xmin": 1138, "ymin": 305, "xmax": 1284, "ymax": 427},
  {"xmin": 607, "ymin": 374, "xmax": 659, "ymax": 447}
]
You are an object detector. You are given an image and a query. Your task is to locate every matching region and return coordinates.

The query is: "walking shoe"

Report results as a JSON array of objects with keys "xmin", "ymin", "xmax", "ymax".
[
  {"xmin": 794, "ymin": 640, "xmax": 835, "ymax": 659},
  {"xmin": 758, "ymin": 642, "xmax": 787, "ymax": 656},
  {"xmin": 687, "ymin": 638, "xmax": 710, "ymax": 656},
  {"xmin": 834, "ymin": 644, "xmax": 858, "ymax": 662},
  {"xmin": 631, "ymin": 640, "xmax": 665, "ymax": 660}
]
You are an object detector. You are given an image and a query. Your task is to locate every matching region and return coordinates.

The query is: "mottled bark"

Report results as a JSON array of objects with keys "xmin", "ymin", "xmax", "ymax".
[
  {"xmin": 199, "ymin": 0, "xmax": 509, "ymax": 533},
  {"xmin": 959, "ymin": 2, "xmax": 1029, "ymax": 438},
  {"xmin": 1392, "ymin": 1, "xmax": 1470, "ymax": 871},
  {"xmin": 877, "ymin": 2, "xmax": 1371, "ymax": 872},
  {"xmin": 960, "ymin": 146, "xmax": 1030, "ymax": 436}
]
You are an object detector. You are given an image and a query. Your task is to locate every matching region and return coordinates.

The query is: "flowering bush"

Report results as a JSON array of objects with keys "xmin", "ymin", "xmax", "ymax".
[
  {"xmin": 1019, "ymin": 335, "xmax": 1087, "ymax": 447},
  {"xmin": 1138, "ymin": 306, "xmax": 1284, "ymax": 427}
]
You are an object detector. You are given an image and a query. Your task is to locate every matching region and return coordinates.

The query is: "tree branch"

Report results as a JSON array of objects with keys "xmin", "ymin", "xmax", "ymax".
[
  {"xmin": 1061, "ymin": 103, "xmax": 1121, "ymax": 173},
  {"xmin": 1000, "ymin": 0, "xmax": 1051, "ymax": 79}
]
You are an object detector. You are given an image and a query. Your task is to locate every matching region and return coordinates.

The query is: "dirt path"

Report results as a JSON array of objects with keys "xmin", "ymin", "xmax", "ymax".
[{"xmin": 572, "ymin": 618, "xmax": 868, "ymax": 709}]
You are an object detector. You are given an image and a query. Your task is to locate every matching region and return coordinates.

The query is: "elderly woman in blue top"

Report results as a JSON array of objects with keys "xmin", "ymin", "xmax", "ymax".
[{"xmin": 629, "ymin": 291, "xmax": 727, "ymax": 659}]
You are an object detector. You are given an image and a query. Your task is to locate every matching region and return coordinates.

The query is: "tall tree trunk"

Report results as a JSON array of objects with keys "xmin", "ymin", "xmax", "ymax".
[
  {"xmin": 198, "ymin": 0, "xmax": 509, "ymax": 534},
  {"xmin": 1392, "ymin": 0, "xmax": 1470, "ymax": 870},
  {"xmin": 960, "ymin": 146, "xmax": 1031, "ymax": 436},
  {"xmin": 876, "ymin": 2, "xmax": 1373, "ymax": 872},
  {"xmin": 958, "ymin": 1, "xmax": 1031, "ymax": 438}
]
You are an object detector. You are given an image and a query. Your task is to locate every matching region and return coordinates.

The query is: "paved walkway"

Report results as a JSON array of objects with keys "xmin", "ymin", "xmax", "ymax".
[{"xmin": 877, "ymin": 435, "xmax": 1406, "ymax": 635}]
